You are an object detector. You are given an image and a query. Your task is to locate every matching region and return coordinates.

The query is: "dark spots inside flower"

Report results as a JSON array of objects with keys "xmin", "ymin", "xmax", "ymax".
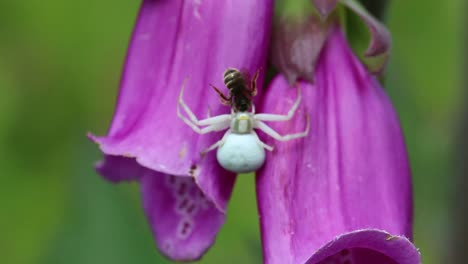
[
  {"xmin": 177, "ymin": 182, "xmax": 187, "ymax": 196},
  {"xmin": 186, "ymin": 203, "xmax": 197, "ymax": 215},
  {"xmin": 189, "ymin": 164, "xmax": 198, "ymax": 177},
  {"xmin": 167, "ymin": 175, "xmax": 177, "ymax": 186},
  {"xmin": 178, "ymin": 198, "xmax": 189, "ymax": 211},
  {"xmin": 175, "ymin": 195, "xmax": 197, "ymax": 214},
  {"xmin": 181, "ymin": 221, "xmax": 191, "ymax": 235},
  {"xmin": 177, "ymin": 218, "xmax": 194, "ymax": 240}
]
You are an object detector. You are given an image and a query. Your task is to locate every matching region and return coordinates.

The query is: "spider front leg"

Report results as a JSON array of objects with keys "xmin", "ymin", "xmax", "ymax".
[
  {"xmin": 177, "ymin": 83, "xmax": 231, "ymax": 134},
  {"xmin": 254, "ymin": 86, "xmax": 302, "ymax": 122},
  {"xmin": 254, "ymin": 116, "xmax": 310, "ymax": 142},
  {"xmin": 200, "ymin": 130, "xmax": 231, "ymax": 155},
  {"xmin": 252, "ymin": 130, "xmax": 274, "ymax": 151}
]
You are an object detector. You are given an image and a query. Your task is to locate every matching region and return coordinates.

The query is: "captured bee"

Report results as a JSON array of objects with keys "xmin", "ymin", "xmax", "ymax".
[{"xmin": 210, "ymin": 68, "xmax": 259, "ymax": 112}]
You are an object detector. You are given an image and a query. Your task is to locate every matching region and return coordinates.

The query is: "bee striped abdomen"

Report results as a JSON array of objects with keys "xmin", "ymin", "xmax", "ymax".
[
  {"xmin": 223, "ymin": 69, "xmax": 245, "ymax": 90},
  {"xmin": 222, "ymin": 68, "xmax": 252, "ymax": 112}
]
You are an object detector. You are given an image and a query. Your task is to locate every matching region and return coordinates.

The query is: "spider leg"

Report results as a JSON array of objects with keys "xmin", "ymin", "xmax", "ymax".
[
  {"xmin": 210, "ymin": 84, "xmax": 231, "ymax": 106},
  {"xmin": 177, "ymin": 82, "xmax": 231, "ymax": 132},
  {"xmin": 252, "ymin": 130, "xmax": 274, "ymax": 151},
  {"xmin": 178, "ymin": 114, "xmax": 230, "ymax": 134},
  {"xmin": 201, "ymin": 130, "xmax": 231, "ymax": 155},
  {"xmin": 254, "ymin": 116, "xmax": 310, "ymax": 142},
  {"xmin": 254, "ymin": 86, "xmax": 302, "ymax": 122}
]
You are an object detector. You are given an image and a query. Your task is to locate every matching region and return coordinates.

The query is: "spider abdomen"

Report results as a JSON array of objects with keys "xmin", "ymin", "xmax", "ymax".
[{"xmin": 216, "ymin": 134, "xmax": 265, "ymax": 173}]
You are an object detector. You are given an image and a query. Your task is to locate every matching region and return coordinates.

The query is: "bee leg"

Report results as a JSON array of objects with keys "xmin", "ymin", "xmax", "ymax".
[
  {"xmin": 250, "ymin": 68, "xmax": 260, "ymax": 96},
  {"xmin": 210, "ymin": 84, "xmax": 231, "ymax": 106}
]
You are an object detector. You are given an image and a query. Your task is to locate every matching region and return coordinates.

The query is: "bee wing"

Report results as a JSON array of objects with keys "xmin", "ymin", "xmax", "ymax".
[{"xmin": 239, "ymin": 68, "xmax": 251, "ymax": 83}]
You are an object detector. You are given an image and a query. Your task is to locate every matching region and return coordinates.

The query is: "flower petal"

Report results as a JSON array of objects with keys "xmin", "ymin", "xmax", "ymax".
[
  {"xmin": 95, "ymin": 155, "xmax": 142, "ymax": 183},
  {"xmin": 341, "ymin": 0, "xmax": 390, "ymax": 57},
  {"xmin": 141, "ymin": 171, "xmax": 225, "ymax": 261},
  {"xmin": 256, "ymin": 28, "xmax": 417, "ymax": 263},
  {"xmin": 308, "ymin": 229, "xmax": 420, "ymax": 264},
  {"xmin": 90, "ymin": 0, "xmax": 273, "ymax": 211}
]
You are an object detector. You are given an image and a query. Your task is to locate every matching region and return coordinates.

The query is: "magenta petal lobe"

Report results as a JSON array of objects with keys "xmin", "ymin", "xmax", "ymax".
[
  {"xmin": 308, "ymin": 230, "xmax": 420, "ymax": 264},
  {"xmin": 95, "ymin": 155, "xmax": 142, "ymax": 183}
]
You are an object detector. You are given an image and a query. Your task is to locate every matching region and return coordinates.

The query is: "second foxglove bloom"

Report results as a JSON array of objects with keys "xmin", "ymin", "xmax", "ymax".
[{"xmin": 257, "ymin": 27, "xmax": 419, "ymax": 264}]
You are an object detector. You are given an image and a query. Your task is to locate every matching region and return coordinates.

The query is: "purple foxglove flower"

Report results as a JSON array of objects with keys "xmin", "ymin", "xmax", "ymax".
[
  {"xmin": 256, "ymin": 27, "xmax": 420, "ymax": 263},
  {"xmin": 89, "ymin": 0, "xmax": 272, "ymax": 261}
]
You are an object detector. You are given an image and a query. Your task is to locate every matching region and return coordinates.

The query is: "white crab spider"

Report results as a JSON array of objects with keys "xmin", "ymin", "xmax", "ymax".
[{"xmin": 176, "ymin": 85, "xmax": 310, "ymax": 173}]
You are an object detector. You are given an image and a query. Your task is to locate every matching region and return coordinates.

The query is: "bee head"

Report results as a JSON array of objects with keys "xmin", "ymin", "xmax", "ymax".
[{"xmin": 236, "ymin": 97, "xmax": 251, "ymax": 112}]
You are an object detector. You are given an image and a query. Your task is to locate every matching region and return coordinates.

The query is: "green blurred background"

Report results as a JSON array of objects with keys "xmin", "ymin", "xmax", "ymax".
[{"xmin": 0, "ymin": 1, "xmax": 462, "ymax": 263}]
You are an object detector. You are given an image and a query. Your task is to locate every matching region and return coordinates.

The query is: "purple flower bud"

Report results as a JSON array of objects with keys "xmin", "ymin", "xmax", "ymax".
[
  {"xmin": 256, "ymin": 27, "xmax": 420, "ymax": 264},
  {"xmin": 312, "ymin": 0, "xmax": 338, "ymax": 18},
  {"xmin": 89, "ymin": 0, "xmax": 273, "ymax": 260},
  {"xmin": 271, "ymin": 14, "xmax": 330, "ymax": 84}
]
